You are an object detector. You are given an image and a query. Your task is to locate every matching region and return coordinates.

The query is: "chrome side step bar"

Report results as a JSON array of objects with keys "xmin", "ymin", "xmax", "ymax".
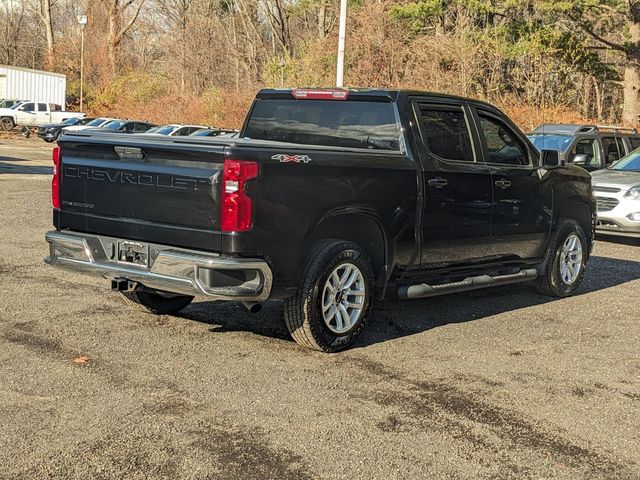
[{"xmin": 397, "ymin": 268, "xmax": 539, "ymax": 300}]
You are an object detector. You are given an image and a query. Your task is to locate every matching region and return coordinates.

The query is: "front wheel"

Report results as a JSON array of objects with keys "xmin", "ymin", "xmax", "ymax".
[
  {"xmin": 284, "ymin": 240, "xmax": 374, "ymax": 352},
  {"xmin": 536, "ymin": 220, "xmax": 588, "ymax": 298},
  {"xmin": 121, "ymin": 287, "xmax": 194, "ymax": 315},
  {"xmin": 0, "ymin": 117, "xmax": 15, "ymax": 131}
]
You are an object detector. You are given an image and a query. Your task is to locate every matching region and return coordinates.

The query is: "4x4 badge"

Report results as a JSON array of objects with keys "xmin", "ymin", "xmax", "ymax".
[{"xmin": 272, "ymin": 154, "xmax": 312, "ymax": 164}]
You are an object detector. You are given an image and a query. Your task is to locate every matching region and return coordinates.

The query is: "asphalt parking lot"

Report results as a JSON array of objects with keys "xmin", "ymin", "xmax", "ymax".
[{"xmin": 1, "ymin": 136, "xmax": 639, "ymax": 479}]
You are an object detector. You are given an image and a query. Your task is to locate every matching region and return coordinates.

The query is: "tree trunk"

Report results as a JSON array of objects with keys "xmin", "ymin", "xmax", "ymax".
[
  {"xmin": 622, "ymin": 9, "xmax": 640, "ymax": 126},
  {"xmin": 622, "ymin": 53, "xmax": 640, "ymax": 126},
  {"xmin": 108, "ymin": 1, "xmax": 120, "ymax": 76},
  {"xmin": 43, "ymin": 1, "xmax": 54, "ymax": 67},
  {"xmin": 318, "ymin": 0, "xmax": 326, "ymax": 39}
]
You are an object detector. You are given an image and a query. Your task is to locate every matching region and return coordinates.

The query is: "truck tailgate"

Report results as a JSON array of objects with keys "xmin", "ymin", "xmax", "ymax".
[{"xmin": 56, "ymin": 134, "xmax": 226, "ymax": 252}]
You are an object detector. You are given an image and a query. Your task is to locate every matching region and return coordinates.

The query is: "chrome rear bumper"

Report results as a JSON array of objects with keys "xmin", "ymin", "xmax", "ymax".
[{"xmin": 44, "ymin": 230, "xmax": 273, "ymax": 301}]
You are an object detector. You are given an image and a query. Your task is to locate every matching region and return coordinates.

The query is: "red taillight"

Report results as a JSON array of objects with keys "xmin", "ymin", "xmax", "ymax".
[
  {"xmin": 221, "ymin": 159, "xmax": 259, "ymax": 232},
  {"xmin": 52, "ymin": 146, "xmax": 60, "ymax": 208},
  {"xmin": 291, "ymin": 89, "xmax": 349, "ymax": 100}
]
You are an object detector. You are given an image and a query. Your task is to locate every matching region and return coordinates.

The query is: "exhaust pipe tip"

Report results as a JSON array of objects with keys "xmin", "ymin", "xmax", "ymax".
[{"xmin": 242, "ymin": 301, "xmax": 262, "ymax": 314}]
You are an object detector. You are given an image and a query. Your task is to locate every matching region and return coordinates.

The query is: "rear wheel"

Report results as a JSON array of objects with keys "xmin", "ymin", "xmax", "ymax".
[
  {"xmin": 536, "ymin": 220, "xmax": 587, "ymax": 298},
  {"xmin": 121, "ymin": 287, "xmax": 194, "ymax": 315},
  {"xmin": 0, "ymin": 117, "xmax": 14, "ymax": 131},
  {"xmin": 284, "ymin": 240, "xmax": 374, "ymax": 352}
]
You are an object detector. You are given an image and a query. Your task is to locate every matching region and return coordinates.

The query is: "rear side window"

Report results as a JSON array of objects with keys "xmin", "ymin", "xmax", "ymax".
[
  {"xmin": 244, "ymin": 99, "xmax": 400, "ymax": 150},
  {"xmin": 629, "ymin": 136, "xmax": 640, "ymax": 150},
  {"xmin": 417, "ymin": 105, "xmax": 474, "ymax": 162},
  {"xmin": 602, "ymin": 137, "xmax": 622, "ymax": 165},
  {"xmin": 37, "ymin": 103, "xmax": 47, "ymax": 111}
]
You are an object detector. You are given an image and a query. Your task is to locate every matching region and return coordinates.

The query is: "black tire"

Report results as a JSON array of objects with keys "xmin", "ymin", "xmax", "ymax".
[
  {"xmin": 121, "ymin": 287, "xmax": 194, "ymax": 315},
  {"xmin": 0, "ymin": 117, "xmax": 14, "ymax": 131},
  {"xmin": 536, "ymin": 219, "xmax": 588, "ymax": 298},
  {"xmin": 284, "ymin": 240, "xmax": 374, "ymax": 352}
]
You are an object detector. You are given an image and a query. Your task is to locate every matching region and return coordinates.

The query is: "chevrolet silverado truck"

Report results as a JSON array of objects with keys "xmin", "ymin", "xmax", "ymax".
[{"xmin": 44, "ymin": 88, "xmax": 595, "ymax": 352}]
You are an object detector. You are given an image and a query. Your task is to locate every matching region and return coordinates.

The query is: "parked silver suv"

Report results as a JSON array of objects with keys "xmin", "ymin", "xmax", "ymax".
[
  {"xmin": 527, "ymin": 124, "xmax": 640, "ymax": 172},
  {"xmin": 591, "ymin": 150, "xmax": 640, "ymax": 237}
]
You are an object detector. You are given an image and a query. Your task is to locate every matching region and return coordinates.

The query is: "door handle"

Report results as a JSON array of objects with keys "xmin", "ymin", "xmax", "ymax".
[
  {"xmin": 428, "ymin": 177, "xmax": 448, "ymax": 188},
  {"xmin": 494, "ymin": 179, "xmax": 511, "ymax": 189}
]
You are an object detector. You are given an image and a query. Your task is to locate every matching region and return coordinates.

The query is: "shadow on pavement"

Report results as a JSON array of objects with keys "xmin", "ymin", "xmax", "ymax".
[
  {"xmin": 596, "ymin": 234, "xmax": 640, "ymax": 247},
  {"xmin": 0, "ymin": 157, "xmax": 52, "ymax": 175},
  {"xmin": 179, "ymin": 254, "xmax": 640, "ymax": 348}
]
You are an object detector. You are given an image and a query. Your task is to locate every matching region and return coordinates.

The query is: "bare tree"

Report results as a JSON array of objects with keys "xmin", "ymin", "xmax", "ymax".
[
  {"xmin": 33, "ymin": 0, "xmax": 55, "ymax": 68},
  {"xmin": 104, "ymin": 0, "xmax": 146, "ymax": 75}
]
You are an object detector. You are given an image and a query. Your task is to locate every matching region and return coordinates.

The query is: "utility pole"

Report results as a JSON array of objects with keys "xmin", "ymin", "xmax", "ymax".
[
  {"xmin": 77, "ymin": 15, "xmax": 88, "ymax": 111},
  {"xmin": 336, "ymin": 0, "xmax": 347, "ymax": 88}
]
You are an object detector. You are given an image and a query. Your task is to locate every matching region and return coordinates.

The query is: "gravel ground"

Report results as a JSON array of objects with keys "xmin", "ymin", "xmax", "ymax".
[{"xmin": 1, "ymin": 136, "xmax": 639, "ymax": 479}]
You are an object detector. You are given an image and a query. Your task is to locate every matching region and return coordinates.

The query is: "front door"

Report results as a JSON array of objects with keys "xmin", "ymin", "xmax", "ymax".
[
  {"xmin": 413, "ymin": 100, "xmax": 494, "ymax": 266},
  {"xmin": 473, "ymin": 107, "xmax": 550, "ymax": 261}
]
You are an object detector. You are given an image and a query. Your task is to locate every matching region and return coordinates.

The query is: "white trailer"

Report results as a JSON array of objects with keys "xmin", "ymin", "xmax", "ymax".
[{"xmin": 0, "ymin": 65, "xmax": 67, "ymax": 107}]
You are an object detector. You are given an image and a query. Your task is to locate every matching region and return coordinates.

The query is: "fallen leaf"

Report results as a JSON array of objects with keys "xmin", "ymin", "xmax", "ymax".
[{"xmin": 73, "ymin": 356, "xmax": 90, "ymax": 364}]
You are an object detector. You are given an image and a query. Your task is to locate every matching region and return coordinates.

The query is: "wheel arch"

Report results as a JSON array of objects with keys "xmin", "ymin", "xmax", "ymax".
[
  {"xmin": 555, "ymin": 198, "xmax": 595, "ymax": 256},
  {"xmin": 305, "ymin": 208, "xmax": 390, "ymax": 298}
]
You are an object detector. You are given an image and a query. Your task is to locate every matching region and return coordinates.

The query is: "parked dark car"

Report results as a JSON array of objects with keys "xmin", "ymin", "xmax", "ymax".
[
  {"xmin": 45, "ymin": 88, "xmax": 594, "ymax": 352},
  {"xmin": 82, "ymin": 119, "xmax": 157, "ymax": 134},
  {"xmin": 190, "ymin": 128, "xmax": 239, "ymax": 137},
  {"xmin": 527, "ymin": 124, "xmax": 640, "ymax": 171},
  {"xmin": 37, "ymin": 117, "xmax": 95, "ymax": 142},
  {"xmin": 145, "ymin": 124, "xmax": 208, "ymax": 136}
]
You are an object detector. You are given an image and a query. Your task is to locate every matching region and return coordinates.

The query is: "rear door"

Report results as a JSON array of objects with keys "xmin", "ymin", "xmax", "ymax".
[
  {"xmin": 602, "ymin": 136, "xmax": 624, "ymax": 166},
  {"xmin": 472, "ymin": 107, "xmax": 550, "ymax": 261},
  {"xmin": 412, "ymin": 99, "xmax": 494, "ymax": 265},
  {"xmin": 36, "ymin": 103, "xmax": 49, "ymax": 125}
]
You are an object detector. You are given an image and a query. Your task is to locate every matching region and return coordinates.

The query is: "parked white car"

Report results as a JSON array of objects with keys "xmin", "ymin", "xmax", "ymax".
[
  {"xmin": 592, "ymin": 150, "xmax": 640, "ymax": 237},
  {"xmin": 0, "ymin": 102, "xmax": 85, "ymax": 130},
  {"xmin": 144, "ymin": 124, "xmax": 208, "ymax": 136},
  {"xmin": 63, "ymin": 117, "xmax": 115, "ymax": 132}
]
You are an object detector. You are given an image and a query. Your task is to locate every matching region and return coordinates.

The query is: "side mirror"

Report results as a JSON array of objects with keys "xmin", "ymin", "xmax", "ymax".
[
  {"xmin": 541, "ymin": 149, "xmax": 563, "ymax": 168},
  {"xmin": 571, "ymin": 153, "xmax": 589, "ymax": 165}
]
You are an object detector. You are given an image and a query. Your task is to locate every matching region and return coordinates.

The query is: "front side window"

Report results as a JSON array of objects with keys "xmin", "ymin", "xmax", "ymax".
[
  {"xmin": 417, "ymin": 106, "xmax": 474, "ymax": 162},
  {"xmin": 568, "ymin": 138, "xmax": 601, "ymax": 167},
  {"xmin": 478, "ymin": 113, "xmax": 529, "ymax": 166},
  {"xmin": 21, "ymin": 103, "xmax": 34, "ymax": 112},
  {"xmin": 244, "ymin": 99, "xmax": 400, "ymax": 151},
  {"xmin": 602, "ymin": 137, "xmax": 622, "ymax": 165}
]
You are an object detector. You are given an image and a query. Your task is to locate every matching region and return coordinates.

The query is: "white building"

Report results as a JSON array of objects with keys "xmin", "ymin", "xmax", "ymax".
[{"xmin": 0, "ymin": 65, "xmax": 67, "ymax": 106}]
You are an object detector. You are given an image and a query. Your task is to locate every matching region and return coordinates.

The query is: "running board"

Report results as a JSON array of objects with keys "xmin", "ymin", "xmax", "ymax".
[{"xmin": 397, "ymin": 268, "xmax": 539, "ymax": 300}]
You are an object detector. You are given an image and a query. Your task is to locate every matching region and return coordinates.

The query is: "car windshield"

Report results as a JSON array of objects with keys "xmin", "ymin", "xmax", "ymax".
[
  {"xmin": 86, "ymin": 118, "xmax": 108, "ymax": 126},
  {"xmin": 62, "ymin": 117, "xmax": 80, "ymax": 126},
  {"xmin": 527, "ymin": 134, "xmax": 573, "ymax": 152},
  {"xmin": 154, "ymin": 125, "xmax": 179, "ymax": 135},
  {"xmin": 103, "ymin": 120, "xmax": 126, "ymax": 129},
  {"xmin": 610, "ymin": 149, "xmax": 640, "ymax": 171},
  {"xmin": 9, "ymin": 102, "xmax": 23, "ymax": 110}
]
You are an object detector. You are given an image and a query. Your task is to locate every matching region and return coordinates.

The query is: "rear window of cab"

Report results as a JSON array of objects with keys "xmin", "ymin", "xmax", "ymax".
[{"xmin": 243, "ymin": 99, "xmax": 400, "ymax": 151}]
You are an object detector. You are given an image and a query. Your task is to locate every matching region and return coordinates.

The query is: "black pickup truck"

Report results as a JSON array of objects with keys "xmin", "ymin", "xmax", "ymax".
[{"xmin": 45, "ymin": 88, "xmax": 595, "ymax": 352}]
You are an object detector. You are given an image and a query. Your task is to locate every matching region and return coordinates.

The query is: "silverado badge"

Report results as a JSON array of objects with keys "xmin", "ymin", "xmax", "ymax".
[{"xmin": 272, "ymin": 154, "xmax": 312, "ymax": 164}]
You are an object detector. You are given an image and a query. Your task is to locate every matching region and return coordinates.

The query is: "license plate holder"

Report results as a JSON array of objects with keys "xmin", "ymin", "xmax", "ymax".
[{"xmin": 117, "ymin": 241, "xmax": 149, "ymax": 267}]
